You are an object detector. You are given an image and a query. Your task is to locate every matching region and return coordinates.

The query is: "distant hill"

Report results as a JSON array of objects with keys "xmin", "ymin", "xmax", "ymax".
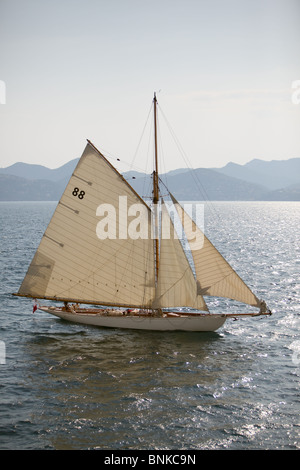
[
  {"xmin": 0, "ymin": 174, "xmax": 66, "ymax": 201},
  {"xmin": 0, "ymin": 157, "xmax": 299, "ymax": 201},
  {"xmin": 0, "ymin": 159, "xmax": 79, "ymax": 182},
  {"xmin": 262, "ymin": 182, "xmax": 300, "ymax": 201},
  {"xmin": 129, "ymin": 169, "xmax": 266, "ymax": 201},
  {"xmin": 216, "ymin": 157, "xmax": 300, "ymax": 191}
]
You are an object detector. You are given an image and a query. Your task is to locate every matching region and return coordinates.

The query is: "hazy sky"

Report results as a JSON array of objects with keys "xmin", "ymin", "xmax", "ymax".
[{"xmin": 1, "ymin": 0, "xmax": 300, "ymax": 173}]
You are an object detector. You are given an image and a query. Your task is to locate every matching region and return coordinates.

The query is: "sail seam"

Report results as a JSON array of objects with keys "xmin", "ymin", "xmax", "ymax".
[
  {"xmin": 58, "ymin": 202, "xmax": 79, "ymax": 214},
  {"xmin": 73, "ymin": 174, "xmax": 93, "ymax": 185},
  {"xmin": 44, "ymin": 234, "xmax": 64, "ymax": 247}
]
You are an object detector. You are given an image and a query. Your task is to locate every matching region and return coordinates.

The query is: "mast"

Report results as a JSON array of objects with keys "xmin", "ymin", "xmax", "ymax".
[{"xmin": 153, "ymin": 92, "xmax": 159, "ymax": 281}]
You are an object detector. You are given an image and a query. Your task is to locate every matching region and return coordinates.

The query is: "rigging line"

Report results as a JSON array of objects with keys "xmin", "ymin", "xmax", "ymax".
[
  {"xmin": 143, "ymin": 112, "xmax": 155, "ymax": 199},
  {"xmin": 104, "ymin": 150, "xmax": 150, "ymax": 176},
  {"xmin": 158, "ymin": 105, "xmax": 206, "ymax": 191},
  {"xmin": 157, "ymin": 104, "xmax": 222, "ymax": 224},
  {"xmin": 92, "ymin": 143, "xmax": 150, "ymax": 178},
  {"xmin": 156, "ymin": 105, "xmax": 169, "ymax": 189},
  {"xmin": 125, "ymin": 103, "xmax": 155, "ymax": 200},
  {"xmin": 129, "ymin": 101, "xmax": 153, "ymax": 172},
  {"xmin": 142, "ymin": 174, "xmax": 154, "ymax": 202}
]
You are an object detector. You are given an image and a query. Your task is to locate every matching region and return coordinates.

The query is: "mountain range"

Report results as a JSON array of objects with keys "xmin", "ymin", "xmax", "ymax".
[{"xmin": 0, "ymin": 156, "xmax": 299, "ymax": 201}]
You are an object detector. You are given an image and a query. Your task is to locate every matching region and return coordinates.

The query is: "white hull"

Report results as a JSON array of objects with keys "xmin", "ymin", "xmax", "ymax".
[{"xmin": 39, "ymin": 307, "xmax": 227, "ymax": 332}]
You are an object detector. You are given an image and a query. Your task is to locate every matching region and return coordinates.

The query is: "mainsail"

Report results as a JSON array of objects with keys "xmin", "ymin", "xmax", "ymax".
[
  {"xmin": 170, "ymin": 194, "xmax": 260, "ymax": 308},
  {"xmin": 18, "ymin": 141, "xmax": 156, "ymax": 308}
]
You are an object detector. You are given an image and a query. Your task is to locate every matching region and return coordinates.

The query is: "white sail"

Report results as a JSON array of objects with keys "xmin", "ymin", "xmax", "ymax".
[
  {"xmin": 171, "ymin": 195, "xmax": 260, "ymax": 307},
  {"xmin": 13, "ymin": 94, "xmax": 271, "ymax": 333},
  {"xmin": 18, "ymin": 141, "xmax": 156, "ymax": 308},
  {"xmin": 153, "ymin": 202, "xmax": 208, "ymax": 310}
]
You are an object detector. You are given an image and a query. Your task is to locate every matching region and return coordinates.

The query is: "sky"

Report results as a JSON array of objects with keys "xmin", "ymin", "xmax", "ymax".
[{"xmin": 0, "ymin": 0, "xmax": 300, "ymax": 174}]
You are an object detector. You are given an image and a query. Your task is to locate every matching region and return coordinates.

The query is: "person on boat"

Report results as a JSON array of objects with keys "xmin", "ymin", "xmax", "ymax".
[{"xmin": 259, "ymin": 300, "xmax": 271, "ymax": 315}]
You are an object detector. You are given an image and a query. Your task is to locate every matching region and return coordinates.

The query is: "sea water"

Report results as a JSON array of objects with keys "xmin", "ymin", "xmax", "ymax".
[{"xmin": 0, "ymin": 201, "xmax": 299, "ymax": 450}]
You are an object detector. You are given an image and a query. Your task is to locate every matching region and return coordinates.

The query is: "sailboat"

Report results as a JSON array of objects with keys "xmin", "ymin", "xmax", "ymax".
[{"xmin": 14, "ymin": 94, "xmax": 271, "ymax": 332}]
